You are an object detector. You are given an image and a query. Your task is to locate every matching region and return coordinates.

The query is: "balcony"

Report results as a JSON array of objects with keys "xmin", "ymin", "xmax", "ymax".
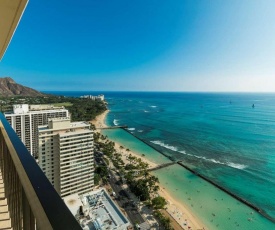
[{"xmin": 0, "ymin": 113, "xmax": 81, "ymax": 230}]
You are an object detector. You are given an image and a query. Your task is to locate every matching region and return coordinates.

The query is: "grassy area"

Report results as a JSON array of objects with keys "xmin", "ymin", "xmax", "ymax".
[{"xmin": 53, "ymin": 102, "xmax": 73, "ymax": 107}]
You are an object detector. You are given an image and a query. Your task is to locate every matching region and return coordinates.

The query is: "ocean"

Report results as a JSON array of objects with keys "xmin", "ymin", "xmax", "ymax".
[{"xmin": 47, "ymin": 91, "xmax": 275, "ymax": 229}]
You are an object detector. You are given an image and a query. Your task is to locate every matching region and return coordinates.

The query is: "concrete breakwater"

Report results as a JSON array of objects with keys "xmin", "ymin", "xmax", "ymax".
[
  {"xmin": 176, "ymin": 162, "xmax": 275, "ymax": 223},
  {"xmin": 148, "ymin": 161, "xmax": 179, "ymax": 172},
  {"xmin": 122, "ymin": 127, "xmax": 175, "ymax": 160},
  {"xmin": 121, "ymin": 127, "xmax": 275, "ymax": 223}
]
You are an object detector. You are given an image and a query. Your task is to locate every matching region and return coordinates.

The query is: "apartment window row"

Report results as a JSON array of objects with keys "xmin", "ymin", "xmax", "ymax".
[
  {"xmin": 61, "ymin": 181, "xmax": 93, "ymax": 192},
  {"xmin": 60, "ymin": 160, "xmax": 93, "ymax": 169},
  {"xmin": 59, "ymin": 132, "xmax": 92, "ymax": 139},
  {"xmin": 59, "ymin": 138, "xmax": 93, "ymax": 146},
  {"xmin": 61, "ymin": 174, "xmax": 92, "ymax": 184},
  {"xmin": 61, "ymin": 166, "xmax": 94, "ymax": 174},
  {"xmin": 61, "ymin": 178, "xmax": 93, "ymax": 191},
  {"xmin": 60, "ymin": 162, "xmax": 93, "ymax": 172},
  {"xmin": 59, "ymin": 144, "xmax": 92, "ymax": 152},
  {"xmin": 60, "ymin": 154, "xmax": 93, "ymax": 164}
]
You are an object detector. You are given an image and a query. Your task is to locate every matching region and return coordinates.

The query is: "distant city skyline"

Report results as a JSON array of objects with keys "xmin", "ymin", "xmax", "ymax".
[{"xmin": 1, "ymin": 0, "xmax": 275, "ymax": 92}]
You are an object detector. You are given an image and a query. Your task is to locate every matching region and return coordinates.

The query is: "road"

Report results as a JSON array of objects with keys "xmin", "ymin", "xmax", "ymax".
[
  {"xmin": 108, "ymin": 169, "xmax": 145, "ymax": 225},
  {"xmin": 94, "ymin": 153, "xmax": 145, "ymax": 225}
]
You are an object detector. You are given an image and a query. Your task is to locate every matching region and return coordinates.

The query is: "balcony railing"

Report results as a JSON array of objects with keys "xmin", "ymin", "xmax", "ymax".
[{"xmin": 0, "ymin": 113, "xmax": 82, "ymax": 230}]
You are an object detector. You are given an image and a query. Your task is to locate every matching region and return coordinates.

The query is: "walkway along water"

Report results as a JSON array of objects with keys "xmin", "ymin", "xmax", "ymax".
[{"xmin": 121, "ymin": 127, "xmax": 275, "ymax": 223}]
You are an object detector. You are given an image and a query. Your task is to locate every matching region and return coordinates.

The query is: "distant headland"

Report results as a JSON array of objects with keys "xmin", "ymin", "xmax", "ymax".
[{"xmin": 0, "ymin": 77, "xmax": 44, "ymax": 97}]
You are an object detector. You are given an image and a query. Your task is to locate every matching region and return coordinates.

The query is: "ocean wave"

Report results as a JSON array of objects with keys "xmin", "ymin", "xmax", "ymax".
[
  {"xmin": 189, "ymin": 154, "xmax": 247, "ymax": 169},
  {"xmin": 226, "ymin": 162, "xmax": 247, "ymax": 170},
  {"xmin": 151, "ymin": 140, "xmax": 247, "ymax": 170},
  {"xmin": 127, "ymin": 128, "xmax": 135, "ymax": 131},
  {"xmin": 113, "ymin": 119, "xmax": 119, "ymax": 126},
  {"xmin": 150, "ymin": 105, "xmax": 157, "ymax": 108},
  {"xmin": 179, "ymin": 150, "xmax": 187, "ymax": 155},
  {"xmin": 137, "ymin": 130, "xmax": 143, "ymax": 132},
  {"xmin": 150, "ymin": 140, "xmax": 178, "ymax": 152},
  {"xmin": 144, "ymin": 110, "xmax": 149, "ymax": 113}
]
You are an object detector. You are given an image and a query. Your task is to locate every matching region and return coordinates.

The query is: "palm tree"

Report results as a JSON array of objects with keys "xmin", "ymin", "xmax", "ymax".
[
  {"xmin": 147, "ymin": 175, "xmax": 160, "ymax": 195},
  {"xmin": 152, "ymin": 185, "xmax": 160, "ymax": 196},
  {"xmin": 119, "ymin": 145, "xmax": 124, "ymax": 154},
  {"xmin": 128, "ymin": 154, "xmax": 135, "ymax": 164},
  {"xmin": 163, "ymin": 217, "xmax": 171, "ymax": 229},
  {"xmin": 142, "ymin": 170, "xmax": 150, "ymax": 179},
  {"xmin": 136, "ymin": 158, "xmax": 142, "ymax": 165}
]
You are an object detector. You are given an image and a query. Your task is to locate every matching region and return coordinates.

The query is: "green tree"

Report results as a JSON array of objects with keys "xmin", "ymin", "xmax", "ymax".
[
  {"xmin": 94, "ymin": 173, "xmax": 101, "ymax": 185},
  {"xmin": 95, "ymin": 166, "xmax": 108, "ymax": 178},
  {"xmin": 151, "ymin": 196, "xmax": 167, "ymax": 209}
]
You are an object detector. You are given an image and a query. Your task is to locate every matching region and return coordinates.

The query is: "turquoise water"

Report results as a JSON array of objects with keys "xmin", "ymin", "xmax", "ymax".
[
  {"xmin": 153, "ymin": 165, "xmax": 274, "ymax": 230},
  {"xmin": 47, "ymin": 91, "xmax": 275, "ymax": 229},
  {"xmin": 102, "ymin": 128, "xmax": 274, "ymax": 229},
  {"xmin": 101, "ymin": 128, "xmax": 168, "ymax": 164}
]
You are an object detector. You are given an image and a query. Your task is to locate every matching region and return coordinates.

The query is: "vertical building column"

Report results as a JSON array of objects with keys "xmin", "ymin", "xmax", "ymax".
[
  {"xmin": 22, "ymin": 189, "xmax": 35, "ymax": 230},
  {"xmin": 29, "ymin": 115, "xmax": 33, "ymax": 156}
]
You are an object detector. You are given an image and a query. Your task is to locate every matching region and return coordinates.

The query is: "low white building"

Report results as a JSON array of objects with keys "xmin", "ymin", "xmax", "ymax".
[
  {"xmin": 80, "ymin": 94, "xmax": 104, "ymax": 101},
  {"xmin": 64, "ymin": 188, "xmax": 131, "ymax": 230}
]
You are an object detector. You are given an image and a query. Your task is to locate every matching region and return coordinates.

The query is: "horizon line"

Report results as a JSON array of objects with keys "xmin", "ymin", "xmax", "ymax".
[{"xmin": 41, "ymin": 90, "xmax": 275, "ymax": 94}]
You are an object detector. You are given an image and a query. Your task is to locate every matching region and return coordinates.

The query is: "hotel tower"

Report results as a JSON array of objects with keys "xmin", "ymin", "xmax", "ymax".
[
  {"xmin": 38, "ymin": 117, "xmax": 94, "ymax": 197},
  {"xmin": 4, "ymin": 104, "xmax": 69, "ymax": 156}
]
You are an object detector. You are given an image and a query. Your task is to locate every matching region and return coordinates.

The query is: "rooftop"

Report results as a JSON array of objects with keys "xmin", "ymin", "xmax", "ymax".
[
  {"xmin": 38, "ymin": 117, "xmax": 90, "ymax": 133},
  {"xmin": 59, "ymin": 128, "xmax": 92, "ymax": 137},
  {"xmin": 64, "ymin": 189, "xmax": 131, "ymax": 230},
  {"xmin": 4, "ymin": 108, "xmax": 68, "ymax": 115}
]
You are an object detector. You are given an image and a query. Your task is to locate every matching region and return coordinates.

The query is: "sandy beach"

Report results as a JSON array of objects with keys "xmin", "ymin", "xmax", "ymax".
[
  {"xmin": 91, "ymin": 110, "xmax": 206, "ymax": 230},
  {"xmin": 91, "ymin": 110, "xmax": 109, "ymax": 128}
]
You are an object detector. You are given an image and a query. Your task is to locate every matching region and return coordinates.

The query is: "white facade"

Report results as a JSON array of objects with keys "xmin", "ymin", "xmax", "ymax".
[
  {"xmin": 13, "ymin": 104, "xmax": 29, "ymax": 114},
  {"xmin": 38, "ymin": 117, "xmax": 94, "ymax": 197},
  {"xmin": 4, "ymin": 104, "xmax": 69, "ymax": 156},
  {"xmin": 97, "ymin": 94, "xmax": 104, "ymax": 101},
  {"xmin": 64, "ymin": 189, "xmax": 131, "ymax": 230},
  {"xmin": 80, "ymin": 94, "xmax": 104, "ymax": 101}
]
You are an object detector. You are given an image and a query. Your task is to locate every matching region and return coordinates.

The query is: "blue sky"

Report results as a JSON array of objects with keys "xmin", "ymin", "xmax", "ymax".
[{"xmin": 1, "ymin": 0, "xmax": 275, "ymax": 92}]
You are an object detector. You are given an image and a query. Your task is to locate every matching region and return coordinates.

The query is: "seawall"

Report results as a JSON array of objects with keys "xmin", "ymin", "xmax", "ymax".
[{"xmin": 122, "ymin": 127, "xmax": 175, "ymax": 160}]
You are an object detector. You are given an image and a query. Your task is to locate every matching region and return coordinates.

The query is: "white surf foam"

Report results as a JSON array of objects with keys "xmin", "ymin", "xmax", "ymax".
[
  {"xmin": 193, "ymin": 155, "xmax": 247, "ymax": 170},
  {"xmin": 113, "ymin": 119, "xmax": 119, "ymax": 126},
  {"xmin": 144, "ymin": 110, "xmax": 149, "ymax": 113},
  {"xmin": 150, "ymin": 140, "xmax": 178, "ymax": 152},
  {"xmin": 152, "ymin": 140, "xmax": 247, "ymax": 170},
  {"xmin": 127, "ymin": 128, "xmax": 135, "ymax": 131},
  {"xmin": 226, "ymin": 162, "xmax": 247, "ymax": 170},
  {"xmin": 150, "ymin": 105, "xmax": 157, "ymax": 108}
]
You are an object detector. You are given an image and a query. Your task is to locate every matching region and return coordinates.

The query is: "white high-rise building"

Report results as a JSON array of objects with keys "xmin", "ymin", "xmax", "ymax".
[
  {"xmin": 38, "ymin": 117, "xmax": 94, "ymax": 197},
  {"xmin": 4, "ymin": 104, "xmax": 69, "ymax": 156}
]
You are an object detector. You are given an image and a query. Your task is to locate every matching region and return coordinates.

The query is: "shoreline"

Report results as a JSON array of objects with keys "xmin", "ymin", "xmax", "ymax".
[
  {"xmin": 91, "ymin": 110, "xmax": 206, "ymax": 230},
  {"xmin": 91, "ymin": 110, "xmax": 109, "ymax": 128}
]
